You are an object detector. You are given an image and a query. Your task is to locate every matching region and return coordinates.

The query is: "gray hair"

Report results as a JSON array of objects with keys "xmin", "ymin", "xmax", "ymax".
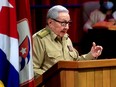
[{"xmin": 47, "ymin": 5, "xmax": 69, "ymax": 19}]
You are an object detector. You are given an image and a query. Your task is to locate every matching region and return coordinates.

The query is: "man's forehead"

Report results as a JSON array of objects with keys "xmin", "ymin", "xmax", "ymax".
[{"xmin": 58, "ymin": 12, "xmax": 70, "ymax": 19}]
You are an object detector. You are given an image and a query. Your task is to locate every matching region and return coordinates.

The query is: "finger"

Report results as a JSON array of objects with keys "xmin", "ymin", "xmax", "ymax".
[
  {"xmin": 96, "ymin": 46, "xmax": 103, "ymax": 50},
  {"xmin": 92, "ymin": 42, "xmax": 96, "ymax": 48},
  {"xmin": 97, "ymin": 49, "xmax": 101, "ymax": 53},
  {"xmin": 97, "ymin": 50, "xmax": 102, "ymax": 55}
]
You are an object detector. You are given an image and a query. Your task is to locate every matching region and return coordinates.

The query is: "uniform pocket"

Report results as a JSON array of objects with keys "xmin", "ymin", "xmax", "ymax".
[{"xmin": 47, "ymin": 51, "xmax": 61, "ymax": 59}]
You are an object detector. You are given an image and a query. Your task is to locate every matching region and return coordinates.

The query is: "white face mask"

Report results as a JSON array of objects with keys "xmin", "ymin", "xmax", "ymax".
[{"xmin": 103, "ymin": 1, "xmax": 113, "ymax": 10}]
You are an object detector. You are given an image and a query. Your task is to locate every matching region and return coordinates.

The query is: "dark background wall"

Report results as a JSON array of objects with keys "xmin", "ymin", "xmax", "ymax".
[
  {"xmin": 30, "ymin": 0, "xmax": 102, "ymax": 41},
  {"xmin": 29, "ymin": 0, "xmax": 116, "ymax": 54}
]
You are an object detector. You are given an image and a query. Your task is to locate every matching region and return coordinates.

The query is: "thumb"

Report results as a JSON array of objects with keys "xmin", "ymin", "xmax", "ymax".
[{"xmin": 92, "ymin": 42, "xmax": 96, "ymax": 47}]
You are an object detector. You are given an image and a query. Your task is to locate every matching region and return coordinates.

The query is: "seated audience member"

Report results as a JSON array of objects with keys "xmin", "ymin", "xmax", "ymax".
[
  {"xmin": 83, "ymin": 1, "xmax": 116, "ymax": 32},
  {"xmin": 32, "ymin": 5, "xmax": 103, "ymax": 78}
]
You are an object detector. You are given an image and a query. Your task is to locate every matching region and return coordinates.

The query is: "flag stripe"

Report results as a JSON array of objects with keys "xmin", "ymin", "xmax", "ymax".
[{"xmin": 0, "ymin": 34, "xmax": 19, "ymax": 72}]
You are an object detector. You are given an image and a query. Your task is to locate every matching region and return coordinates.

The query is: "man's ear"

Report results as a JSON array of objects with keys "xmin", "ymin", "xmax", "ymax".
[{"xmin": 47, "ymin": 18, "xmax": 52, "ymax": 25}]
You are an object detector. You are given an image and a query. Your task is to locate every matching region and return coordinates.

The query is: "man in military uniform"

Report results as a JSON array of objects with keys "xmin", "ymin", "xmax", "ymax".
[{"xmin": 32, "ymin": 5, "xmax": 103, "ymax": 78}]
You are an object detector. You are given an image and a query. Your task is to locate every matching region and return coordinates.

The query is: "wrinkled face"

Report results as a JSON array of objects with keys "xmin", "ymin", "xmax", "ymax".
[{"xmin": 48, "ymin": 12, "xmax": 71, "ymax": 37}]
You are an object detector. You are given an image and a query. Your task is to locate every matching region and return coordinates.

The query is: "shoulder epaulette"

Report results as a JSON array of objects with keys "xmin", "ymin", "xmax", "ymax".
[{"xmin": 37, "ymin": 28, "xmax": 50, "ymax": 38}]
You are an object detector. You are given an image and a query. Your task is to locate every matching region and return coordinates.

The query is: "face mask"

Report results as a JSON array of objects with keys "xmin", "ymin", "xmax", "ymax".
[{"xmin": 103, "ymin": 1, "xmax": 113, "ymax": 10}]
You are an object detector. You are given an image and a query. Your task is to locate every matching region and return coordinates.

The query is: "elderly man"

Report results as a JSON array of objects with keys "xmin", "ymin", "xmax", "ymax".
[{"xmin": 32, "ymin": 5, "xmax": 103, "ymax": 78}]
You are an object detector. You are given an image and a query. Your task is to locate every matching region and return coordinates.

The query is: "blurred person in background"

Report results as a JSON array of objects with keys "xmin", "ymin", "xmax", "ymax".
[{"xmin": 83, "ymin": 1, "xmax": 116, "ymax": 32}]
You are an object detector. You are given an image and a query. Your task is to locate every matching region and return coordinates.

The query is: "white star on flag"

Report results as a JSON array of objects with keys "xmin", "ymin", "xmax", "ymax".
[
  {"xmin": 0, "ymin": 0, "xmax": 13, "ymax": 11},
  {"xmin": 20, "ymin": 48, "xmax": 27, "ymax": 55}
]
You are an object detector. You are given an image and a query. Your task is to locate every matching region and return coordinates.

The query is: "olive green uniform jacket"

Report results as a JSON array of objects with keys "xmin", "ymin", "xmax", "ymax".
[{"xmin": 32, "ymin": 26, "xmax": 94, "ymax": 78}]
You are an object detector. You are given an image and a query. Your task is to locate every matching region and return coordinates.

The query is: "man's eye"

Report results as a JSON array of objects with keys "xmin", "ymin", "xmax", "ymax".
[{"xmin": 61, "ymin": 23, "xmax": 66, "ymax": 26}]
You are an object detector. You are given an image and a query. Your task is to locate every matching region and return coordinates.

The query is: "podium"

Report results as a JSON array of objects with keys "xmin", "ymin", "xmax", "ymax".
[{"xmin": 35, "ymin": 59, "xmax": 116, "ymax": 87}]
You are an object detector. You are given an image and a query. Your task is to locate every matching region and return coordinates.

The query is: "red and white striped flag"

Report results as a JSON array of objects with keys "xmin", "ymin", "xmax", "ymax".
[
  {"xmin": 16, "ymin": 0, "xmax": 35, "ymax": 87},
  {"xmin": 0, "ymin": 0, "xmax": 19, "ymax": 87},
  {"xmin": 0, "ymin": 0, "xmax": 35, "ymax": 87}
]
